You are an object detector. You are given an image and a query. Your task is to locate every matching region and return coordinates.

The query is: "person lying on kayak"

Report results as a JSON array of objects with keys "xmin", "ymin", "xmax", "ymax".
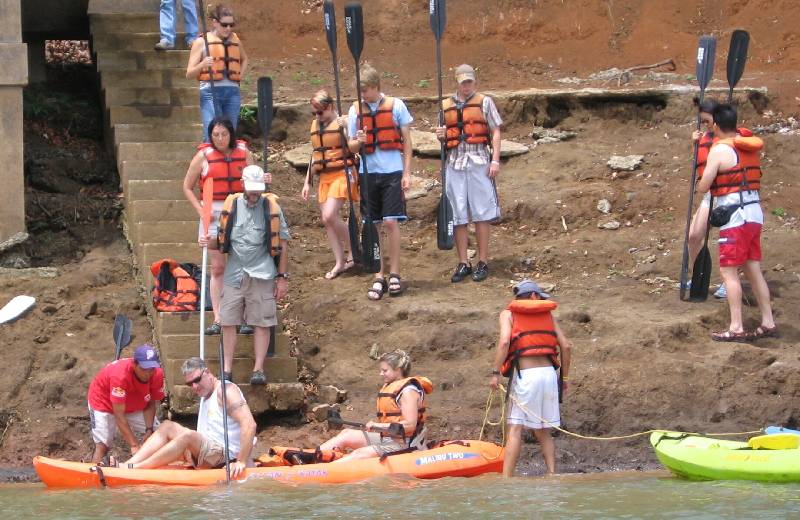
[
  {"xmin": 121, "ymin": 357, "xmax": 257, "ymax": 477},
  {"xmin": 319, "ymin": 350, "xmax": 433, "ymax": 462}
]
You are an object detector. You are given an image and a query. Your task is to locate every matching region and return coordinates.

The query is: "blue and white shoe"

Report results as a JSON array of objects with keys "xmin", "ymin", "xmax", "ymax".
[{"xmin": 713, "ymin": 284, "xmax": 727, "ymax": 299}]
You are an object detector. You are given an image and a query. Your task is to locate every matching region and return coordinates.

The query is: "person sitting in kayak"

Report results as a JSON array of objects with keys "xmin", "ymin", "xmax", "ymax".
[
  {"xmin": 121, "ymin": 357, "xmax": 256, "ymax": 478},
  {"xmin": 319, "ymin": 350, "xmax": 432, "ymax": 462}
]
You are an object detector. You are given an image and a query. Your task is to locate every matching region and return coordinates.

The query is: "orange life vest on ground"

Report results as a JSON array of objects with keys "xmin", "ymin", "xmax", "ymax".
[
  {"xmin": 502, "ymin": 299, "xmax": 560, "ymax": 377},
  {"xmin": 376, "ymin": 376, "xmax": 433, "ymax": 440},
  {"xmin": 198, "ymin": 140, "xmax": 248, "ymax": 201},
  {"xmin": 310, "ymin": 118, "xmax": 357, "ymax": 174},
  {"xmin": 150, "ymin": 259, "xmax": 199, "ymax": 312},
  {"xmin": 442, "ymin": 93, "xmax": 490, "ymax": 149},
  {"xmin": 710, "ymin": 135, "xmax": 763, "ymax": 197},
  {"xmin": 353, "ymin": 96, "xmax": 403, "ymax": 154},
  {"xmin": 218, "ymin": 193, "xmax": 283, "ymax": 258},
  {"xmin": 197, "ymin": 32, "xmax": 242, "ymax": 82}
]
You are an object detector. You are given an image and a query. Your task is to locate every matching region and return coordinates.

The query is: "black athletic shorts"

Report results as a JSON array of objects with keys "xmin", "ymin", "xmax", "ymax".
[{"xmin": 359, "ymin": 171, "xmax": 407, "ymax": 223}]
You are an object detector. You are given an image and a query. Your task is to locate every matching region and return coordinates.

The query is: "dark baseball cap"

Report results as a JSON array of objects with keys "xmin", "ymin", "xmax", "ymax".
[{"xmin": 133, "ymin": 344, "xmax": 161, "ymax": 369}]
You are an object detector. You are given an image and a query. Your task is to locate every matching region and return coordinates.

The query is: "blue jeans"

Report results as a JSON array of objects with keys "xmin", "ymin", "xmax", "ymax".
[
  {"xmin": 200, "ymin": 86, "xmax": 241, "ymax": 141},
  {"xmin": 159, "ymin": 0, "xmax": 198, "ymax": 45}
]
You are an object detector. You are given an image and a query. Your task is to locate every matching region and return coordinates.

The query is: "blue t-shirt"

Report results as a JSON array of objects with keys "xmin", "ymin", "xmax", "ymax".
[{"xmin": 347, "ymin": 95, "xmax": 413, "ymax": 175}]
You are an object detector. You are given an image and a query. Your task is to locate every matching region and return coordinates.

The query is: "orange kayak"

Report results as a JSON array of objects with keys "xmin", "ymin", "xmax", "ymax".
[{"xmin": 34, "ymin": 440, "xmax": 504, "ymax": 488}]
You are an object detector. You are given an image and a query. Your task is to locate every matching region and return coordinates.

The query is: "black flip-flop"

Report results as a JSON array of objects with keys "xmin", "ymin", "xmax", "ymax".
[{"xmin": 367, "ymin": 278, "xmax": 387, "ymax": 301}]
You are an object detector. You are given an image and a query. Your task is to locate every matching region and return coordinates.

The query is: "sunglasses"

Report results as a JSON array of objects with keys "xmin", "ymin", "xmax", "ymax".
[
  {"xmin": 218, "ymin": 22, "xmax": 235, "ymax": 28},
  {"xmin": 185, "ymin": 369, "xmax": 206, "ymax": 386}
]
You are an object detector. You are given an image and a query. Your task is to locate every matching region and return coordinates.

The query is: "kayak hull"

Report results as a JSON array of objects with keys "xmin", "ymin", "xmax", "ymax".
[
  {"xmin": 34, "ymin": 440, "xmax": 504, "ymax": 488},
  {"xmin": 650, "ymin": 431, "xmax": 800, "ymax": 482}
]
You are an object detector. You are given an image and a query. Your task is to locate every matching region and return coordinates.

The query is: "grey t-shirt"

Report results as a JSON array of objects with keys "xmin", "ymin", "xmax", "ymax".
[{"xmin": 223, "ymin": 196, "xmax": 290, "ymax": 288}]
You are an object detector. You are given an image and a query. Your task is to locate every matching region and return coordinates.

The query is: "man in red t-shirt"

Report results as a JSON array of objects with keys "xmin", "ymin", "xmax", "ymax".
[{"xmin": 87, "ymin": 344, "xmax": 165, "ymax": 463}]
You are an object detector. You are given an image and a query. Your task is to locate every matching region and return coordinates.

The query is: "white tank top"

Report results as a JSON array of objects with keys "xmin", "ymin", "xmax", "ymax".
[{"xmin": 197, "ymin": 381, "xmax": 246, "ymax": 458}]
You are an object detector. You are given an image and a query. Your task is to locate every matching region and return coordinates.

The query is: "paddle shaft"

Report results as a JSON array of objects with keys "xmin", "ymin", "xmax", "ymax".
[
  {"xmin": 199, "ymin": 246, "xmax": 208, "ymax": 359},
  {"xmin": 218, "ymin": 334, "xmax": 231, "ymax": 484},
  {"xmin": 196, "ymin": 0, "xmax": 219, "ymax": 118},
  {"xmin": 433, "ymin": 5, "xmax": 452, "ymax": 248}
]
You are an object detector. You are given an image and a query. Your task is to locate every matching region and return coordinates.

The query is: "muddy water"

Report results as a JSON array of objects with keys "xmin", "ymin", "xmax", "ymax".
[{"xmin": 2, "ymin": 472, "xmax": 799, "ymax": 519}]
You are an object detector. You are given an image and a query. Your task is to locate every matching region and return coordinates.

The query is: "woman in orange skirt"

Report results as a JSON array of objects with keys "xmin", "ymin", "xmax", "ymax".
[{"xmin": 301, "ymin": 90, "xmax": 360, "ymax": 279}]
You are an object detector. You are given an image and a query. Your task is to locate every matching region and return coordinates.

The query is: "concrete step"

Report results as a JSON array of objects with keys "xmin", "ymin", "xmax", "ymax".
[
  {"xmin": 100, "ymin": 69, "xmax": 192, "ymax": 90},
  {"xmin": 90, "ymin": 13, "xmax": 158, "ymax": 34},
  {"xmin": 96, "ymin": 50, "xmax": 191, "ymax": 71},
  {"xmin": 126, "ymin": 179, "xmax": 185, "ymax": 201},
  {"xmin": 93, "ymin": 32, "xmax": 189, "ymax": 52},
  {"xmin": 156, "ymin": 310, "xmax": 284, "ymax": 335},
  {"xmin": 163, "ymin": 356, "xmax": 298, "ymax": 388},
  {"xmin": 140, "ymin": 242, "xmax": 201, "ymax": 269},
  {"xmin": 121, "ymin": 160, "xmax": 189, "ymax": 185},
  {"xmin": 104, "ymin": 86, "xmax": 198, "ymax": 107},
  {"xmin": 88, "ymin": 0, "xmax": 160, "ymax": 15},
  {"xmin": 113, "ymin": 123, "xmax": 202, "ymax": 146},
  {"xmin": 131, "ymin": 220, "xmax": 197, "ymax": 252},
  {"xmin": 169, "ymin": 382, "xmax": 305, "ymax": 415},
  {"xmin": 127, "ymin": 199, "xmax": 196, "ymax": 225},
  {"xmin": 117, "ymin": 142, "xmax": 197, "ymax": 169},
  {"xmin": 108, "ymin": 105, "xmax": 200, "ymax": 125},
  {"xmin": 159, "ymin": 331, "xmax": 291, "ymax": 361}
]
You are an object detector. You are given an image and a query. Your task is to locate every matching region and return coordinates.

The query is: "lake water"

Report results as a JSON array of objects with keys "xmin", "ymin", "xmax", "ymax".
[{"xmin": 3, "ymin": 471, "xmax": 799, "ymax": 519}]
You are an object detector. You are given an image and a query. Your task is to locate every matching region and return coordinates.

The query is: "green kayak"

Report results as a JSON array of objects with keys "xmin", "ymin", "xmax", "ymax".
[{"xmin": 650, "ymin": 430, "xmax": 800, "ymax": 482}]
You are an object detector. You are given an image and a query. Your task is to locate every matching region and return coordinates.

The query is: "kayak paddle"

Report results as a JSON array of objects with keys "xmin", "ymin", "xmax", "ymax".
[
  {"xmin": 197, "ymin": 0, "xmax": 219, "ymax": 122},
  {"xmin": 679, "ymin": 35, "xmax": 716, "ymax": 301},
  {"xmin": 327, "ymin": 408, "xmax": 406, "ymax": 438},
  {"xmin": 691, "ymin": 30, "xmax": 750, "ymax": 301},
  {"xmin": 324, "ymin": 0, "xmax": 362, "ymax": 265},
  {"xmin": 199, "ymin": 175, "xmax": 213, "ymax": 360},
  {"xmin": 345, "ymin": 1, "xmax": 382, "ymax": 273},
  {"xmin": 257, "ymin": 76, "xmax": 273, "ymax": 192},
  {"xmin": 113, "ymin": 314, "xmax": 132, "ymax": 361},
  {"xmin": 430, "ymin": 0, "xmax": 455, "ymax": 250},
  {"xmin": 218, "ymin": 335, "xmax": 231, "ymax": 484}
]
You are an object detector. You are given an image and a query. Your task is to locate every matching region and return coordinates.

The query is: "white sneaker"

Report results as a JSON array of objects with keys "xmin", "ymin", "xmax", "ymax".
[
  {"xmin": 154, "ymin": 39, "xmax": 175, "ymax": 51},
  {"xmin": 713, "ymin": 284, "xmax": 727, "ymax": 299}
]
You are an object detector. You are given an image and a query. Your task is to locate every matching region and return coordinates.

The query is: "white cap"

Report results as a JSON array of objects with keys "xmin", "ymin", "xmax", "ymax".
[{"xmin": 242, "ymin": 165, "xmax": 266, "ymax": 192}]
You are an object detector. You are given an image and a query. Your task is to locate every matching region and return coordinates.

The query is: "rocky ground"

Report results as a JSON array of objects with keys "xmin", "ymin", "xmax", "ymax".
[{"xmin": 1, "ymin": 1, "xmax": 799, "ymax": 481}]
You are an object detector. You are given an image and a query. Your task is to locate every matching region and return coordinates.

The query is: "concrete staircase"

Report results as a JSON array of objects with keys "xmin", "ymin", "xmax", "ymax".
[{"xmin": 88, "ymin": 0, "xmax": 303, "ymax": 415}]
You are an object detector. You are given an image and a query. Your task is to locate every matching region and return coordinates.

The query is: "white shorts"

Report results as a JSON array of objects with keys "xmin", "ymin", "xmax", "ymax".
[
  {"xmin": 507, "ymin": 367, "xmax": 560, "ymax": 430},
  {"xmin": 88, "ymin": 404, "xmax": 159, "ymax": 447},
  {"xmin": 445, "ymin": 160, "xmax": 501, "ymax": 225},
  {"xmin": 699, "ymin": 191, "xmax": 711, "ymax": 209}
]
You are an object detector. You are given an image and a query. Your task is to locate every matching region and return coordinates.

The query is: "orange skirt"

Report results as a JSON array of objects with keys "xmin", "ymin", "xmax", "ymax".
[{"xmin": 318, "ymin": 170, "xmax": 359, "ymax": 203}]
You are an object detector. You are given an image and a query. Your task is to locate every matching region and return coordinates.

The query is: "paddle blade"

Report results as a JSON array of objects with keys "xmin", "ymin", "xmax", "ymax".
[
  {"xmin": 348, "ymin": 207, "xmax": 363, "ymax": 264},
  {"xmin": 344, "ymin": 2, "xmax": 364, "ymax": 61},
  {"xmin": 695, "ymin": 35, "xmax": 717, "ymax": 92},
  {"xmin": 257, "ymin": 77, "xmax": 273, "ymax": 138},
  {"xmin": 429, "ymin": 0, "xmax": 446, "ymax": 39},
  {"xmin": 726, "ymin": 30, "xmax": 750, "ymax": 91},
  {"xmin": 361, "ymin": 220, "xmax": 382, "ymax": 273},
  {"xmin": 324, "ymin": 0, "xmax": 337, "ymax": 52},
  {"xmin": 201, "ymin": 176, "xmax": 214, "ymax": 235},
  {"xmin": 437, "ymin": 194, "xmax": 455, "ymax": 250},
  {"xmin": 689, "ymin": 245, "xmax": 712, "ymax": 301},
  {"xmin": 113, "ymin": 314, "xmax": 132, "ymax": 360}
]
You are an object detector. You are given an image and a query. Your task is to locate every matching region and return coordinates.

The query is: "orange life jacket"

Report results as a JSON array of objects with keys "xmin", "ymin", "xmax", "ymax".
[
  {"xmin": 502, "ymin": 299, "xmax": 560, "ymax": 377},
  {"xmin": 376, "ymin": 376, "xmax": 433, "ymax": 440},
  {"xmin": 696, "ymin": 128, "xmax": 752, "ymax": 180},
  {"xmin": 353, "ymin": 96, "xmax": 403, "ymax": 154},
  {"xmin": 197, "ymin": 32, "xmax": 242, "ymax": 82},
  {"xmin": 310, "ymin": 118, "xmax": 357, "ymax": 174},
  {"xmin": 198, "ymin": 140, "xmax": 248, "ymax": 201},
  {"xmin": 442, "ymin": 93, "xmax": 490, "ymax": 149},
  {"xmin": 710, "ymin": 135, "xmax": 763, "ymax": 197},
  {"xmin": 218, "ymin": 193, "xmax": 283, "ymax": 258},
  {"xmin": 150, "ymin": 259, "xmax": 199, "ymax": 312},
  {"xmin": 264, "ymin": 446, "xmax": 343, "ymax": 466}
]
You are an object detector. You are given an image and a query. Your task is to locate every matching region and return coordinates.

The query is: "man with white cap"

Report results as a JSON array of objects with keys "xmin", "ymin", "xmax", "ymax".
[
  {"xmin": 202, "ymin": 164, "xmax": 291, "ymax": 385},
  {"xmin": 435, "ymin": 64, "xmax": 503, "ymax": 283},
  {"xmin": 87, "ymin": 344, "xmax": 165, "ymax": 463},
  {"xmin": 490, "ymin": 280, "xmax": 572, "ymax": 476}
]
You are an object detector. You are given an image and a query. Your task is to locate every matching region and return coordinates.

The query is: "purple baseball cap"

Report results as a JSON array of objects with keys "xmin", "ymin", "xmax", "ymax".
[{"xmin": 133, "ymin": 344, "xmax": 161, "ymax": 369}]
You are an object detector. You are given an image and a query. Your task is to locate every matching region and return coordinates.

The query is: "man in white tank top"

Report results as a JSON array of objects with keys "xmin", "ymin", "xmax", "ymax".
[{"xmin": 123, "ymin": 357, "xmax": 256, "ymax": 477}]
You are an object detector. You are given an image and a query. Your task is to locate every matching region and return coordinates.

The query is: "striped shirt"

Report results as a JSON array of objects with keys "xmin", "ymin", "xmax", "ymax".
[{"xmin": 446, "ymin": 93, "xmax": 503, "ymax": 170}]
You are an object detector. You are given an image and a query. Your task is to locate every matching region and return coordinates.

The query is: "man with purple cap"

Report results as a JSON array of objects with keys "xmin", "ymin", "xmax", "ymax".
[
  {"xmin": 87, "ymin": 344, "xmax": 165, "ymax": 463},
  {"xmin": 490, "ymin": 280, "xmax": 572, "ymax": 476}
]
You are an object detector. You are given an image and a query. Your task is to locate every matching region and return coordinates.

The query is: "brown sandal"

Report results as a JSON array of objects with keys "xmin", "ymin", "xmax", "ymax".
[
  {"xmin": 710, "ymin": 329, "xmax": 750, "ymax": 343},
  {"xmin": 750, "ymin": 325, "xmax": 779, "ymax": 340},
  {"xmin": 367, "ymin": 278, "xmax": 387, "ymax": 301}
]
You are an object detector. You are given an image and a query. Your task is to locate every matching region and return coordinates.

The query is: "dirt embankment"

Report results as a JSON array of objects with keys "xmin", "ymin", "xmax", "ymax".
[{"xmin": 2, "ymin": 2, "xmax": 799, "ymax": 479}]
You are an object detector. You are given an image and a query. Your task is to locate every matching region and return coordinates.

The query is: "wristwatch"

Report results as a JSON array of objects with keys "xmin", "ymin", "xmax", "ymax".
[{"xmin": 276, "ymin": 273, "xmax": 289, "ymax": 280}]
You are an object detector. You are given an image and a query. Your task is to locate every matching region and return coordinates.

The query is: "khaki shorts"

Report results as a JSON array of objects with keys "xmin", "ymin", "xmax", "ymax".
[
  {"xmin": 194, "ymin": 436, "xmax": 226, "ymax": 468},
  {"xmin": 219, "ymin": 275, "xmax": 277, "ymax": 328},
  {"xmin": 364, "ymin": 431, "xmax": 407, "ymax": 457}
]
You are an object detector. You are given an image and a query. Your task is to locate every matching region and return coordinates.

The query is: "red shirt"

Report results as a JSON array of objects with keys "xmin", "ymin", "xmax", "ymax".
[{"xmin": 87, "ymin": 358, "xmax": 165, "ymax": 413}]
